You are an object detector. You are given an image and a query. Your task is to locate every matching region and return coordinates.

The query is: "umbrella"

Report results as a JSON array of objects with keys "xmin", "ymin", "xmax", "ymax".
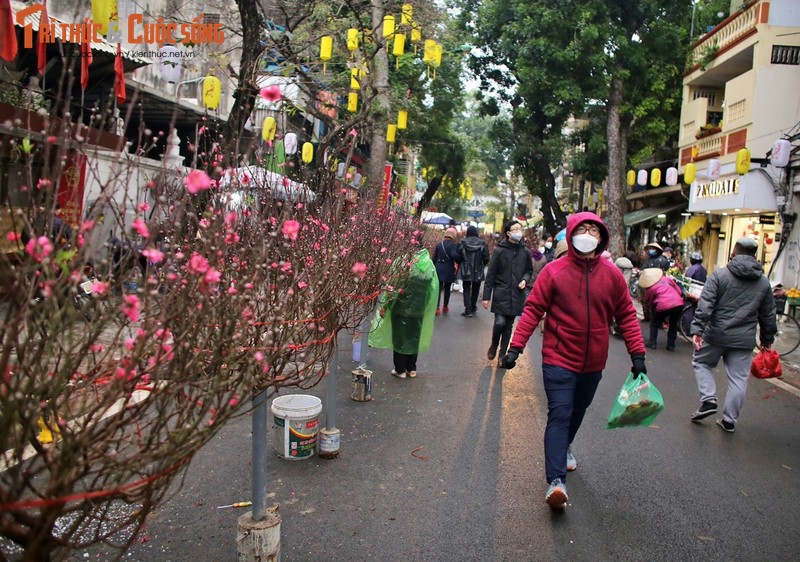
[
  {"xmin": 678, "ymin": 215, "xmax": 707, "ymax": 240},
  {"xmin": 421, "ymin": 212, "xmax": 460, "ymax": 226}
]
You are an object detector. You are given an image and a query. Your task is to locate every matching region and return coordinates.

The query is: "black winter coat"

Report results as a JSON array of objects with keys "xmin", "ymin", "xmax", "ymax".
[
  {"xmin": 458, "ymin": 236, "xmax": 489, "ymax": 282},
  {"xmin": 433, "ymin": 239, "xmax": 462, "ymax": 284},
  {"xmin": 482, "ymin": 239, "xmax": 533, "ymax": 316}
]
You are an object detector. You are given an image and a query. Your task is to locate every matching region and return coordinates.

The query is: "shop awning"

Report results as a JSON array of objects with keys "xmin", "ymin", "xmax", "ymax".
[
  {"xmin": 678, "ymin": 215, "xmax": 707, "ymax": 240},
  {"xmin": 623, "ymin": 202, "xmax": 686, "ymax": 226}
]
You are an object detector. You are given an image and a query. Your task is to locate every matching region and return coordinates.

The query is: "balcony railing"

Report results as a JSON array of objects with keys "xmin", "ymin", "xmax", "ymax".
[
  {"xmin": 695, "ymin": 131, "xmax": 724, "ymax": 159},
  {"xmin": 688, "ymin": 0, "xmax": 761, "ymax": 68}
]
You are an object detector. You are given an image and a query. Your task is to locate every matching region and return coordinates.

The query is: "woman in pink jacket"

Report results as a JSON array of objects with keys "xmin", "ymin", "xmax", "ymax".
[{"xmin": 638, "ymin": 268, "xmax": 684, "ymax": 351}]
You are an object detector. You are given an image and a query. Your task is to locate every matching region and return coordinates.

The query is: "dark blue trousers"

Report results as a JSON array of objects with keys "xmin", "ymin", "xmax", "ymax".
[{"xmin": 542, "ymin": 364, "xmax": 602, "ymax": 483}]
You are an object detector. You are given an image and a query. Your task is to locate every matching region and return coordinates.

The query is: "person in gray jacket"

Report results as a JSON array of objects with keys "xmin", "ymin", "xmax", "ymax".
[
  {"xmin": 458, "ymin": 225, "xmax": 490, "ymax": 317},
  {"xmin": 689, "ymin": 237, "xmax": 777, "ymax": 433}
]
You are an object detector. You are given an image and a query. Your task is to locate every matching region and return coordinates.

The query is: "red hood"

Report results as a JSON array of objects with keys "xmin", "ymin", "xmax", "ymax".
[{"xmin": 566, "ymin": 212, "xmax": 609, "ymax": 258}]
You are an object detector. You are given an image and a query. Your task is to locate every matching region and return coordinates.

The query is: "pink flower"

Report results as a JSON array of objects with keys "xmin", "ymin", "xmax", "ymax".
[
  {"xmin": 351, "ymin": 262, "xmax": 368, "ymax": 278},
  {"xmin": 281, "ymin": 220, "xmax": 300, "ymax": 241},
  {"xmin": 204, "ymin": 268, "xmax": 222, "ymax": 284},
  {"xmin": 80, "ymin": 220, "xmax": 95, "ymax": 233},
  {"xmin": 229, "ymin": 397, "xmax": 239, "ymax": 407},
  {"xmin": 122, "ymin": 295, "xmax": 140, "ymax": 323},
  {"xmin": 225, "ymin": 232, "xmax": 240, "ymax": 244},
  {"xmin": 254, "ymin": 352, "xmax": 264, "ymax": 362},
  {"xmin": 132, "ymin": 218, "xmax": 150, "ymax": 238},
  {"xmin": 125, "ymin": 338, "xmax": 135, "ymax": 350},
  {"xmin": 259, "ymin": 85, "xmax": 282, "ymax": 103},
  {"xmin": 90, "ymin": 344, "xmax": 104, "ymax": 353},
  {"xmin": 47, "ymin": 135, "xmax": 56, "ymax": 143},
  {"xmin": 187, "ymin": 253, "xmax": 210, "ymax": 274},
  {"xmin": 227, "ymin": 285, "xmax": 238, "ymax": 295},
  {"xmin": 25, "ymin": 236, "xmax": 53, "ymax": 262},
  {"xmin": 91, "ymin": 281, "xmax": 108, "ymax": 295},
  {"xmin": 282, "ymin": 177, "xmax": 291, "ymax": 188},
  {"xmin": 225, "ymin": 212, "xmax": 237, "ymax": 225},
  {"xmin": 141, "ymin": 248, "xmax": 164, "ymax": 264},
  {"xmin": 298, "ymin": 281, "xmax": 308, "ymax": 289},
  {"xmin": 137, "ymin": 202, "xmax": 150, "ymax": 213},
  {"xmin": 348, "ymin": 128, "xmax": 358, "ymax": 137},
  {"xmin": 198, "ymin": 125, "xmax": 206, "ymax": 135},
  {"xmin": 6, "ymin": 232, "xmax": 20, "ymax": 242},
  {"xmin": 280, "ymin": 262, "xmax": 292, "ymax": 273},
  {"xmin": 184, "ymin": 169, "xmax": 212, "ymax": 194}
]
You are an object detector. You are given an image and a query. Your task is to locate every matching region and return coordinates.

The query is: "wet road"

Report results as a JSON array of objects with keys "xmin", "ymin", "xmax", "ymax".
[{"xmin": 119, "ymin": 304, "xmax": 800, "ymax": 562}]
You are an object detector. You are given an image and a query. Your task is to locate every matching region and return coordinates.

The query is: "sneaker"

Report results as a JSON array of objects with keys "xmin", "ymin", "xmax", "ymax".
[
  {"xmin": 391, "ymin": 370, "xmax": 407, "ymax": 379},
  {"xmin": 407, "ymin": 371, "xmax": 417, "ymax": 378},
  {"xmin": 645, "ymin": 342, "xmax": 657, "ymax": 350},
  {"xmin": 487, "ymin": 345, "xmax": 497, "ymax": 360},
  {"xmin": 461, "ymin": 310, "xmax": 469, "ymax": 316},
  {"xmin": 716, "ymin": 418, "xmax": 735, "ymax": 433},
  {"xmin": 566, "ymin": 447, "xmax": 577, "ymax": 472},
  {"xmin": 691, "ymin": 401, "xmax": 718, "ymax": 422},
  {"xmin": 442, "ymin": 306, "xmax": 449, "ymax": 313},
  {"xmin": 545, "ymin": 478, "xmax": 568, "ymax": 509},
  {"xmin": 435, "ymin": 308, "xmax": 441, "ymax": 316}
]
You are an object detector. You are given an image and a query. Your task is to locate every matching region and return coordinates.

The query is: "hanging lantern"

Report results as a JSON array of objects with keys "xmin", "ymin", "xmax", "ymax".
[
  {"xmin": 301, "ymin": 142, "xmax": 314, "ymax": 164},
  {"xmin": 284, "ymin": 133, "xmax": 298, "ymax": 155},
  {"xmin": 320, "ymin": 36, "xmax": 333, "ymax": 73},
  {"xmin": 771, "ymin": 139, "xmax": 791, "ymax": 167},
  {"xmin": 383, "ymin": 15, "xmax": 395, "ymax": 40},
  {"xmin": 587, "ymin": 193, "xmax": 594, "ymax": 206},
  {"xmin": 393, "ymin": 33, "xmax": 406, "ymax": 57},
  {"xmin": 650, "ymin": 168, "xmax": 662, "ymax": 187},
  {"xmin": 397, "ymin": 110, "xmax": 408, "ymax": 130},
  {"xmin": 707, "ymin": 159, "xmax": 721, "ymax": 180},
  {"xmin": 597, "ymin": 188, "xmax": 604, "ymax": 203},
  {"xmin": 261, "ymin": 116, "xmax": 277, "ymax": 142},
  {"xmin": 665, "ymin": 167, "xmax": 678, "ymax": 186},
  {"xmin": 387, "ymin": 124, "xmax": 397, "ymax": 143},
  {"xmin": 159, "ymin": 45, "xmax": 182, "ymax": 83},
  {"xmin": 92, "ymin": 0, "xmax": 116, "ymax": 36},
  {"xmin": 350, "ymin": 68, "xmax": 360, "ymax": 90},
  {"xmin": 401, "ymin": 4, "xmax": 413, "ymax": 25},
  {"xmin": 735, "ymin": 148, "xmax": 751, "ymax": 175},
  {"xmin": 423, "ymin": 39, "xmax": 436, "ymax": 64},
  {"xmin": 684, "ymin": 163, "xmax": 697, "ymax": 184},
  {"xmin": 347, "ymin": 29, "xmax": 359, "ymax": 55},
  {"xmin": 347, "ymin": 92, "xmax": 358, "ymax": 113},
  {"xmin": 202, "ymin": 76, "xmax": 221, "ymax": 109},
  {"xmin": 626, "ymin": 170, "xmax": 636, "ymax": 186},
  {"xmin": 410, "ymin": 23, "xmax": 422, "ymax": 53},
  {"xmin": 636, "ymin": 169, "xmax": 647, "ymax": 186}
]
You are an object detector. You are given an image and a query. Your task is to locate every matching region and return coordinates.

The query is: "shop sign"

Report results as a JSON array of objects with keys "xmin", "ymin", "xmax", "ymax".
[
  {"xmin": 696, "ymin": 178, "xmax": 739, "ymax": 199},
  {"xmin": 759, "ymin": 215, "xmax": 776, "ymax": 225}
]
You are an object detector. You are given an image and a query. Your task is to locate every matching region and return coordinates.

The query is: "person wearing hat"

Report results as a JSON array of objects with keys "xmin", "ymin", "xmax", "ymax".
[
  {"xmin": 458, "ymin": 225, "xmax": 490, "ymax": 317},
  {"xmin": 642, "ymin": 242, "xmax": 670, "ymax": 271},
  {"xmin": 689, "ymin": 237, "xmax": 777, "ymax": 433},
  {"xmin": 638, "ymin": 267, "xmax": 684, "ymax": 351},
  {"xmin": 432, "ymin": 228, "xmax": 462, "ymax": 315},
  {"xmin": 685, "ymin": 251, "xmax": 707, "ymax": 284},
  {"xmin": 497, "ymin": 212, "xmax": 647, "ymax": 509},
  {"xmin": 482, "ymin": 220, "xmax": 533, "ymax": 363},
  {"xmin": 553, "ymin": 238, "xmax": 569, "ymax": 260}
]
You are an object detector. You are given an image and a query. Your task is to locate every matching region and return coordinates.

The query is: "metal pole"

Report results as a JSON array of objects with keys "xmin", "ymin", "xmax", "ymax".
[
  {"xmin": 251, "ymin": 389, "xmax": 268, "ymax": 521},
  {"xmin": 326, "ymin": 344, "xmax": 338, "ymax": 430},
  {"xmin": 690, "ymin": 0, "xmax": 697, "ymax": 43},
  {"xmin": 359, "ymin": 314, "xmax": 370, "ymax": 367}
]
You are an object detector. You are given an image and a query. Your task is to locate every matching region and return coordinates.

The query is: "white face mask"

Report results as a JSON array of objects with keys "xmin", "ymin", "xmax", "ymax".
[
  {"xmin": 572, "ymin": 234, "xmax": 599, "ymax": 254},
  {"xmin": 544, "ymin": 241, "xmax": 553, "ymax": 249},
  {"xmin": 509, "ymin": 231, "xmax": 523, "ymax": 242}
]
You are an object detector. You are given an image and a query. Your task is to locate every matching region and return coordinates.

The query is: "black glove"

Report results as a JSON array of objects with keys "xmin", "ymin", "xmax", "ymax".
[
  {"xmin": 631, "ymin": 354, "xmax": 647, "ymax": 378},
  {"xmin": 500, "ymin": 347, "xmax": 523, "ymax": 369}
]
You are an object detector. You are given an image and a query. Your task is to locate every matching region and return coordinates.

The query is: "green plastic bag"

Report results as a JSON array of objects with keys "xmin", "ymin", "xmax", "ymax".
[{"xmin": 606, "ymin": 373, "xmax": 664, "ymax": 429}]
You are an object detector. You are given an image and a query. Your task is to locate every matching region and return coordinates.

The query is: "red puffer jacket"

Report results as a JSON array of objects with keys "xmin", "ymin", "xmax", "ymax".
[{"xmin": 510, "ymin": 212, "xmax": 646, "ymax": 373}]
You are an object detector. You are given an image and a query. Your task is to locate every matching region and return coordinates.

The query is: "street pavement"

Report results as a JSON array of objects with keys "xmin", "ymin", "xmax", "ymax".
[{"xmin": 107, "ymin": 300, "xmax": 800, "ymax": 562}]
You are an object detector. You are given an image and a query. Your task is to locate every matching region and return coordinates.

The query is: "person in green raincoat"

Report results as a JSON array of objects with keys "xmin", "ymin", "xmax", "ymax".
[{"xmin": 369, "ymin": 249, "xmax": 439, "ymax": 379}]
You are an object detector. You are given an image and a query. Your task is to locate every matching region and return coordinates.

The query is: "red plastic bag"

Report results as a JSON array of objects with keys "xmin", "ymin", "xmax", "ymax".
[{"xmin": 750, "ymin": 348, "xmax": 782, "ymax": 379}]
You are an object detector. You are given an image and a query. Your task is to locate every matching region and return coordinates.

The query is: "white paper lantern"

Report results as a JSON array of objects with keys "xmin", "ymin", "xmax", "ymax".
[
  {"xmin": 159, "ymin": 45, "xmax": 182, "ymax": 83},
  {"xmin": 352, "ymin": 172, "xmax": 362, "ymax": 187},
  {"xmin": 636, "ymin": 170, "xmax": 648, "ymax": 186},
  {"xmin": 707, "ymin": 159, "xmax": 721, "ymax": 180},
  {"xmin": 771, "ymin": 139, "xmax": 791, "ymax": 168},
  {"xmin": 336, "ymin": 162, "xmax": 346, "ymax": 178},
  {"xmin": 284, "ymin": 133, "xmax": 298, "ymax": 155},
  {"xmin": 665, "ymin": 167, "xmax": 678, "ymax": 186}
]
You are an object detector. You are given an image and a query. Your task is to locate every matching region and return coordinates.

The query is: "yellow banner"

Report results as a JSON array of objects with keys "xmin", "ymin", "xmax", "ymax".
[{"xmin": 494, "ymin": 211, "xmax": 504, "ymax": 233}]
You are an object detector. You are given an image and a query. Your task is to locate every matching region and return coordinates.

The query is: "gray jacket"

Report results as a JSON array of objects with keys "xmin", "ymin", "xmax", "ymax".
[{"xmin": 690, "ymin": 254, "xmax": 777, "ymax": 349}]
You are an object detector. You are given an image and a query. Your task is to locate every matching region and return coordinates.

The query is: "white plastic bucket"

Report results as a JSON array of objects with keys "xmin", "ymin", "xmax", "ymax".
[{"xmin": 271, "ymin": 395, "xmax": 322, "ymax": 460}]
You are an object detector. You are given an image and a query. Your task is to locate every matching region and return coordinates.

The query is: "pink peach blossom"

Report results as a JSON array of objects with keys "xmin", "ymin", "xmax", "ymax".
[
  {"xmin": 25, "ymin": 236, "xmax": 53, "ymax": 262},
  {"xmin": 204, "ymin": 268, "xmax": 222, "ymax": 284},
  {"xmin": 187, "ymin": 253, "xmax": 210, "ymax": 274},
  {"xmin": 132, "ymin": 218, "xmax": 150, "ymax": 238},
  {"xmin": 259, "ymin": 85, "xmax": 282, "ymax": 103},
  {"xmin": 281, "ymin": 220, "xmax": 300, "ymax": 241},
  {"xmin": 184, "ymin": 169, "xmax": 212, "ymax": 194},
  {"xmin": 351, "ymin": 262, "xmax": 368, "ymax": 278},
  {"xmin": 122, "ymin": 295, "xmax": 140, "ymax": 323},
  {"xmin": 141, "ymin": 248, "xmax": 164, "ymax": 264}
]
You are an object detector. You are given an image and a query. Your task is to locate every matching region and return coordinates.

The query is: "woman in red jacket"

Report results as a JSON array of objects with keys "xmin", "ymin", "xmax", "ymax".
[{"xmin": 499, "ymin": 212, "xmax": 647, "ymax": 509}]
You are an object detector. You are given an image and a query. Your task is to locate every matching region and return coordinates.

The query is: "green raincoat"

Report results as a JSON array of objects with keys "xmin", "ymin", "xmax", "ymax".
[{"xmin": 369, "ymin": 249, "xmax": 439, "ymax": 355}]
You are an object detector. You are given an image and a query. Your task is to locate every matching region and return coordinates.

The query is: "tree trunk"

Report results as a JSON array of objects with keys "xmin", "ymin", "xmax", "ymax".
[
  {"xmin": 532, "ymin": 153, "xmax": 567, "ymax": 235},
  {"xmin": 606, "ymin": 75, "xmax": 628, "ymax": 256},
  {"xmin": 365, "ymin": 0, "xmax": 391, "ymax": 199},
  {"xmin": 222, "ymin": 0, "xmax": 263, "ymax": 163},
  {"xmin": 417, "ymin": 176, "xmax": 442, "ymax": 213}
]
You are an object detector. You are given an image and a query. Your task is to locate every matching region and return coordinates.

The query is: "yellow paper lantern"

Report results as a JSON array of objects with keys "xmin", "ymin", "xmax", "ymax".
[
  {"xmin": 261, "ymin": 116, "xmax": 277, "ymax": 142},
  {"xmin": 684, "ymin": 163, "xmax": 697, "ymax": 184},
  {"xmin": 597, "ymin": 188, "xmax": 604, "ymax": 202},
  {"xmin": 397, "ymin": 110, "xmax": 408, "ymax": 130},
  {"xmin": 302, "ymin": 142, "xmax": 314, "ymax": 164},
  {"xmin": 347, "ymin": 92, "xmax": 358, "ymax": 113},
  {"xmin": 347, "ymin": 29, "xmax": 359, "ymax": 53},
  {"xmin": 650, "ymin": 168, "xmax": 662, "ymax": 187},
  {"xmin": 393, "ymin": 33, "xmax": 406, "ymax": 57},
  {"xmin": 432, "ymin": 43, "xmax": 442, "ymax": 68},
  {"xmin": 350, "ymin": 68, "xmax": 360, "ymax": 90},
  {"xmin": 401, "ymin": 4, "xmax": 413, "ymax": 25},
  {"xmin": 91, "ymin": 0, "xmax": 117, "ymax": 36},
  {"xmin": 202, "ymin": 76, "xmax": 221, "ymax": 109},
  {"xmin": 383, "ymin": 15, "xmax": 395, "ymax": 39},
  {"xmin": 736, "ymin": 148, "xmax": 751, "ymax": 175},
  {"xmin": 387, "ymin": 124, "xmax": 397, "ymax": 143},
  {"xmin": 411, "ymin": 23, "xmax": 422, "ymax": 44},
  {"xmin": 626, "ymin": 170, "xmax": 636, "ymax": 186},
  {"xmin": 423, "ymin": 40, "xmax": 437, "ymax": 64},
  {"xmin": 320, "ymin": 36, "xmax": 333, "ymax": 61}
]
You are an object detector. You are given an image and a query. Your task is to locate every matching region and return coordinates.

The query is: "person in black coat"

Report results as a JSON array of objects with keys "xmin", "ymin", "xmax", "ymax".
[
  {"xmin": 458, "ymin": 225, "xmax": 490, "ymax": 317},
  {"xmin": 642, "ymin": 243, "xmax": 671, "ymax": 271},
  {"xmin": 482, "ymin": 220, "xmax": 533, "ymax": 364},
  {"xmin": 433, "ymin": 228, "xmax": 462, "ymax": 315}
]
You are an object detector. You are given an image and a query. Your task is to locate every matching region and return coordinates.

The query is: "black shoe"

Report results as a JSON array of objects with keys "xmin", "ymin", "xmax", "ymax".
[
  {"xmin": 716, "ymin": 418, "xmax": 735, "ymax": 433},
  {"xmin": 666, "ymin": 345, "xmax": 675, "ymax": 351},
  {"xmin": 645, "ymin": 342, "xmax": 657, "ymax": 350},
  {"xmin": 487, "ymin": 345, "xmax": 497, "ymax": 360},
  {"xmin": 461, "ymin": 310, "xmax": 469, "ymax": 316},
  {"xmin": 465, "ymin": 311, "xmax": 475, "ymax": 318},
  {"xmin": 691, "ymin": 401, "xmax": 718, "ymax": 422}
]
